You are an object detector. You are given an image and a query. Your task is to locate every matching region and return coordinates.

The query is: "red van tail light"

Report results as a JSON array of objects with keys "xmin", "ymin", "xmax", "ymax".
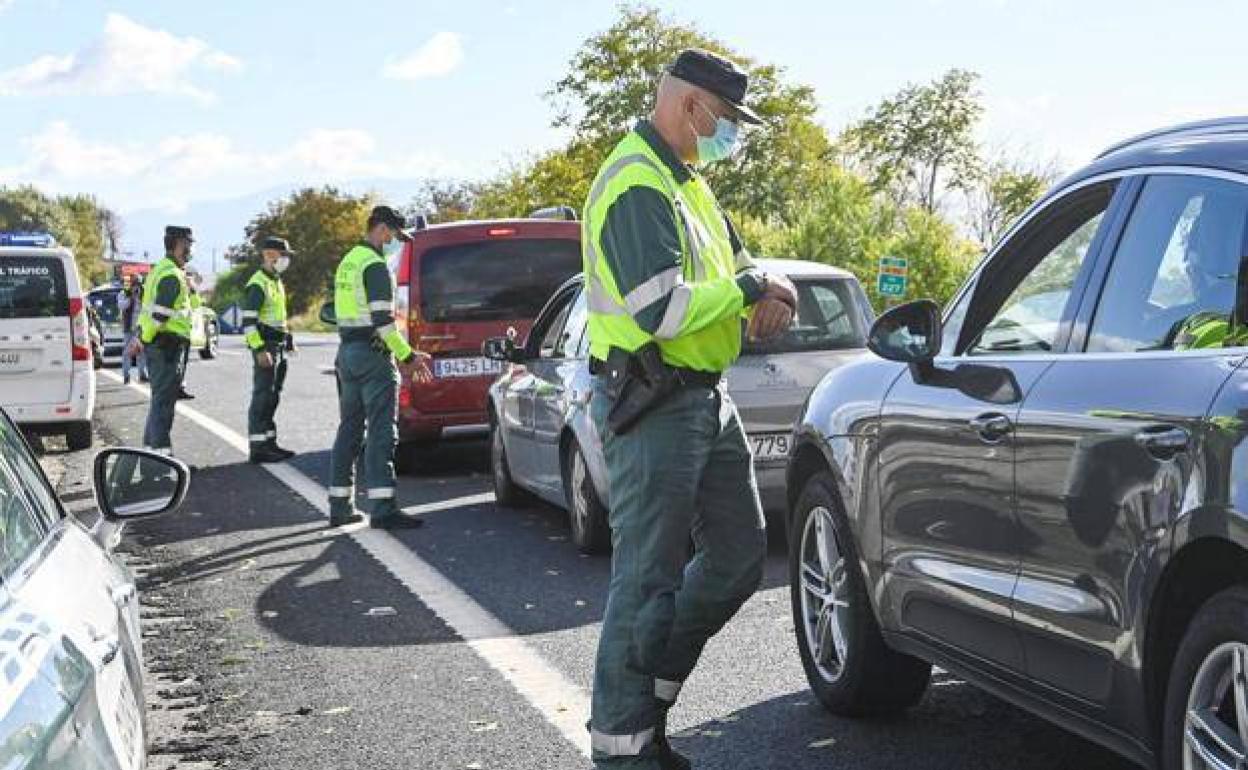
[
  {"xmin": 487, "ymin": 227, "xmax": 516, "ymax": 237},
  {"xmin": 68, "ymin": 297, "xmax": 91, "ymax": 362}
]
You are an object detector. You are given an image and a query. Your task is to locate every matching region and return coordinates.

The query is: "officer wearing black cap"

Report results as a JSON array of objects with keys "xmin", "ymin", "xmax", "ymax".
[
  {"xmin": 243, "ymin": 236, "xmax": 296, "ymax": 463},
  {"xmin": 131, "ymin": 225, "xmax": 199, "ymax": 457},
  {"xmin": 580, "ymin": 49, "xmax": 796, "ymax": 769},
  {"xmin": 326, "ymin": 205, "xmax": 433, "ymax": 528}
]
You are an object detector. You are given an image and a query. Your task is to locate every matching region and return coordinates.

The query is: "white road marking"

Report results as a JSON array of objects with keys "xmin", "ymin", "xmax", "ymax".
[
  {"xmin": 98, "ymin": 369, "xmax": 593, "ymax": 757},
  {"xmin": 403, "ymin": 491, "xmax": 495, "ymax": 516}
]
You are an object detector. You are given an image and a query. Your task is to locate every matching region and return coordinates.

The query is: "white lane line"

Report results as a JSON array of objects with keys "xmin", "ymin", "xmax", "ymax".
[
  {"xmin": 403, "ymin": 491, "xmax": 495, "ymax": 516},
  {"xmin": 98, "ymin": 369, "xmax": 593, "ymax": 757}
]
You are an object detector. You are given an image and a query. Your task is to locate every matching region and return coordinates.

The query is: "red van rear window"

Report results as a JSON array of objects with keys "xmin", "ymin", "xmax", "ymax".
[{"xmin": 420, "ymin": 238, "xmax": 581, "ymax": 322}]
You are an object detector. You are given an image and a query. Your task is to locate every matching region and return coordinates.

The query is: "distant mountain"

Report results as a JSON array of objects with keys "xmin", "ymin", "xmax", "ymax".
[{"xmin": 119, "ymin": 178, "xmax": 433, "ymax": 277}]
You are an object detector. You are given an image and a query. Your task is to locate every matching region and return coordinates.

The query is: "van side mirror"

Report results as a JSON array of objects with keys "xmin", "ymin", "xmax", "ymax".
[
  {"xmin": 483, "ymin": 336, "xmax": 524, "ymax": 363},
  {"xmin": 319, "ymin": 301, "xmax": 336, "ymax": 326},
  {"xmin": 867, "ymin": 299, "xmax": 942, "ymax": 364},
  {"xmin": 93, "ymin": 448, "xmax": 189, "ymax": 521}
]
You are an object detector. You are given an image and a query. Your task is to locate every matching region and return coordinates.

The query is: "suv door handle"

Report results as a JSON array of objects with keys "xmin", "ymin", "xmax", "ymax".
[
  {"xmin": 1135, "ymin": 425, "xmax": 1190, "ymax": 458},
  {"xmin": 969, "ymin": 413, "xmax": 1012, "ymax": 443}
]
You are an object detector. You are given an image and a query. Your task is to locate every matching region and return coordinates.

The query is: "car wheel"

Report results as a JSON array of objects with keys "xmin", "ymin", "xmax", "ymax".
[
  {"xmin": 564, "ymin": 441, "xmax": 610, "ymax": 554},
  {"xmin": 199, "ymin": 322, "xmax": 218, "ymax": 360},
  {"xmin": 65, "ymin": 421, "xmax": 93, "ymax": 451},
  {"xmin": 790, "ymin": 471, "xmax": 930, "ymax": 716},
  {"xmin": 1163, "ymin": 585, "xmax": 1248, "ymax": 770},
  {"xmin": 491, "ymin": 423, "xmax": 528, "ymax": 508}
]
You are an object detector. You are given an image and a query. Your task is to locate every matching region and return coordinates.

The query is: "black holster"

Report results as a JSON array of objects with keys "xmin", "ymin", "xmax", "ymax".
[{"xmin": 602, "ymin": 343, "xmax": 679, "ymax": 435}]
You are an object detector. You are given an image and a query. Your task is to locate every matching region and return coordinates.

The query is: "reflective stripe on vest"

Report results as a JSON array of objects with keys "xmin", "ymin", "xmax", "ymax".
[
  {"xmin": 245, "ymin": 269, "xmax": 288, "ymax": 329},
  {"xmin": 334, "ymin": 245, "xmax": 383, "ymax": 328},
  {"xmin": 140, "ymin": 257, "xmax": 191, "ymax": 339}
]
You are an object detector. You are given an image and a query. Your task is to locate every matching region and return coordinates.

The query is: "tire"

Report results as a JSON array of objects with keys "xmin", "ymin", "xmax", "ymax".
[
  {"xmin": 199, "ymin": 322, "xmax": 218, "ymax": 360},
  {"xmin": 65, "ymin": 421, "xmax": 93, "ymax": 451},
  {"xmin": 490, "ymin": 422, "xmax": 529, "ymax": 508},
  {"xmin": 564, "ymin": 441, "xmax": 610, "ymax": 554},
  {"xmin": 1163, "ymin": 585, "xmax": 1248, "ymax": 770},
  {"xmin": 790, "ymin": 471, "xmax": 930, "ymax": 716}
]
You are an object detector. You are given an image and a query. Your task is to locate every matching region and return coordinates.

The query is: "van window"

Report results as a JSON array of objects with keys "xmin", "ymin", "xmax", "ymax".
[
  {"xmin": 743, "ymin": 278, "xmax": 869, "ymax": 355},
  {"xmin": 420, "ymin": 239, "xmax": 581, "ymax": 323},
  {"xmin": 0, "ymin": 257, "xmax": 68, "ymax": 319}
]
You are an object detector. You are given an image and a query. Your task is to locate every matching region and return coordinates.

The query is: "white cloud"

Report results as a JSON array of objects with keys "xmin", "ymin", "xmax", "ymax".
[
  {"xmin": 0, "ymin": 13, "xmax": 242, "ymax": 103},
  {"xmin": 382, "ymin": 31, "xmax": 463, "ymax": 80}
]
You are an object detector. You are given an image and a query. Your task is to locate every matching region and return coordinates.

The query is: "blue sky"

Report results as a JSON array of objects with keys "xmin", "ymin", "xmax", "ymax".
[{"xmin": 2, "ymin": 0, "xmax": 1246, "ymax": 251}]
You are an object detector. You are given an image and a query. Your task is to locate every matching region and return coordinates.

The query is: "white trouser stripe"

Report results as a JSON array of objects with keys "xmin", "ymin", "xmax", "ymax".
[
  {"xmin": 327, "ymin": 486, "xmax": 352, "ymax": 498},
  {"xmin": 654, "ymin": 678, "xmax": 682, "ymax": 703},
  {"xmin": 249, "ymin": 434, "xmax": 268, "ymax": 442},
  {"xmin": 591, "ymin": 727, "xmax": 655, "ymax": 756},
  {"xmin": 368, "ymin": 487, "xmax": 395, "ymax": 499},
  {"xmin": 368, "ymin": 300, "xmax": 392, "ymax": 311},
  {"xmin": 653, "ymin": 285, "xmax": 692, "ymax": 340},
  {"xmin": 266, "ymin": 430, "xmax": 276, "ymax": 438}
]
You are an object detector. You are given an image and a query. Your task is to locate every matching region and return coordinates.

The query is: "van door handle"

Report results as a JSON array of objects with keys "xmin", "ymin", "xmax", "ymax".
[
  {"xmin": 969, "ymin": 413, "xmax": 1012, "ymax": 443},
  {"xmin": 1135, "ymin": 425, "xmax": 1190, "ymax": 458}
]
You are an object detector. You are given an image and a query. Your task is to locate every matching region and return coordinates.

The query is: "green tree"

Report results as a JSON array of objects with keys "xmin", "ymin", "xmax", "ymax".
[
  {"xmin": 229, "ymin": 187, "xmax": 374, "ymax": 316},
  {"xmin": 967, "ymin": 158, "xmax": 1058, "ymax": 248},
  {"xmin": 404, "ymin": 179, "xmax": 479, "ymax": 224},
  {"xmin": 473, "ymin": 140, "xmax": 599, "ymax": 220},
  {"xmin": 845, "ymin": 69, "xmax": 984, "ymax": 214},
  {"xmin": 0, "ymin": 186, "xmax": 115, "ymax": 284}
]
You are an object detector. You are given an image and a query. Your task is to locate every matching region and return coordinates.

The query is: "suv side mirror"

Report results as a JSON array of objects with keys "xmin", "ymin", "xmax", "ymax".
[
  {"xmin": 93, "ymin": 448, "xmax": 190, "ymax": 521},
  {"xmin": 483, "ymin": 336, "xmax": 524, "ymax": 363},
  {"xmin": 319, "ymin": 301, "xmax": 336, "ymax": 326},
  {"xmin": 867, "ymin": 299, "xmax": 943, "ymax": 364}
]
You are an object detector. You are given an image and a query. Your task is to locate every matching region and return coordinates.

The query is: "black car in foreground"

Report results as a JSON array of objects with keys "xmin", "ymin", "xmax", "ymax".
[{"xmin": 786, "ymin": 117, "xmax": 1248, "ymax": 770}]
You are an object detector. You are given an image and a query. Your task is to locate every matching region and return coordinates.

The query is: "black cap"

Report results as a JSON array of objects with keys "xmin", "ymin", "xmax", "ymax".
[
  {"xmin": 260, "ymin": 236, "xmax": 293, "ymax": 254},
  {"xmin": 165, "ymin": 225, "xmax": 194, "ymax": 242},
  {"xmin": 367, "ymin": 205, "xmax": 411, "ymax": 241},
  {"xmin": 668, "ymin": 48, "xmax": 762, "ymax": 125}
]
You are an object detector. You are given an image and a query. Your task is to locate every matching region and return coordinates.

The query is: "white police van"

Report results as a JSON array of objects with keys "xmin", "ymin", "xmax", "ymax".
[{"xmin": 0, "ymin": 233, "xmax": 95, "ymax": 449}]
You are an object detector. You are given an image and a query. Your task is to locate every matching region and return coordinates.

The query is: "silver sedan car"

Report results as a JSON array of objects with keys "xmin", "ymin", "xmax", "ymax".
[{"xmin": 485, "ymin": 258, "xmax": 874, "ymax": 554}]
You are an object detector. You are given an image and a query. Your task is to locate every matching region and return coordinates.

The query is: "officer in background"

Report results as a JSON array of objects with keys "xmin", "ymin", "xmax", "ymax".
[
  {"xmin": 177, "ymin": 279, "xmax": 201, "ymax": 400},
  {"xmin": 582, "ymin": 49, "xmax": 796, "ymax": 769},
  {"xmin": 130, "ymin": 225, "xmax": 197, "ymax": 458},
  {"xmin": 327, "ymin": 206, "xmax": 433, "ymax": 528},
  {"xmin": 243, "ymin": 236, "xmax": 296, "ymax": 463}
]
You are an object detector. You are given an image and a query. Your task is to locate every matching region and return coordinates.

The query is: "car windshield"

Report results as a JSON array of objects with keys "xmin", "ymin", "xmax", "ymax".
[
  {"xmin": 743, "ymin": 277, "xmax": 870, "ymax": 354},
  {"xmin": 90, "ymin": 288, "xmax": 122, "ymax": 323},
  {"xmin": 0, "ymin": 256, "xmax": 68, "ymax": 319},
  {"xmin": 420, "ymin": 238, "xmax": 582, "ymax": 322}
]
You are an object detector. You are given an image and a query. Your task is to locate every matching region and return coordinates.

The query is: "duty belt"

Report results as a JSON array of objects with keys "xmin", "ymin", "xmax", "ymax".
[{"xmin": 589, "ymin": 355, "xmax": 720, "ymax": 389}]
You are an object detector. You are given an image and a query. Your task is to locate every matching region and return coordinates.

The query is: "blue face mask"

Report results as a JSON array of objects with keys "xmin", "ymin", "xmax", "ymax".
[{"xmin": 691, "ymin": 101, "xmax": 740, "ymax": 165}]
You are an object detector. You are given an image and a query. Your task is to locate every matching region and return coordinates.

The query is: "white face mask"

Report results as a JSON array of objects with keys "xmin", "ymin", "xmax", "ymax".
[{"xmin": 275, "ymin": 256, "xmax": 291, "ymax": 274}]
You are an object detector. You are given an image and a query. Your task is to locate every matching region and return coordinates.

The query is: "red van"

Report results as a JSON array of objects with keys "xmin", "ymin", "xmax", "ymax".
[{"xmin": 391, "ymin": 212, "xmax": 582, "ymax": 460}]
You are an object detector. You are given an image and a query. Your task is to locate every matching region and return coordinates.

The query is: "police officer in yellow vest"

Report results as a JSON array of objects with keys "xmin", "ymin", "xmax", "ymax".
[
  {"xmin": 130, "ymin": 225, "xmax": 196, "ymax": 457},
  {"xmin": 327, "ymin": 206, "xmax": 433, "ymax": 528},
  {"xmin": 243, "ymin": 236, "xmax": 296, "ymax": 464},
  {"xmin": 584, "ymin": 49, "xmax": 797, "ymax": 770}
]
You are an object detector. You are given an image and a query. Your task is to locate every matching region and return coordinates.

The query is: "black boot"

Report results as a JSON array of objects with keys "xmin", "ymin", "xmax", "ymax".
[
  {"xmin": 177, "ymin": 386, "xmax": 195, "ymax": 400},
  {"xmin": 655, "ymin": 702, "xmax": 691, "ymax": 770},
  {"xmin": 328, "ymin": 510, "xmax": 364, "ymax": 528},
  {"xmin": 266, "ymin": 439, "xmax": 296, "ymax": 460},
  {"xmin": 249, "ymin": 443, "xmax": 287, "ymax": 464}
]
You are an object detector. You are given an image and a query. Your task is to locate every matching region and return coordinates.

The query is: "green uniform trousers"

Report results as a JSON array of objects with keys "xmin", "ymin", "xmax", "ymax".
[
  {"xmin": 328, "ymin": 340, "xmax": 400, "ymax": 520},
  {"xmin": 248, "ymin": 346, "xmax": 287, "ymax": 446},
  {"xmin": 589, "ymin": 380, "xmax": 767, "ymax": 768},
  {"xmin": 143, "ymin": 340, "xmax": 186, "ymax": 453}
]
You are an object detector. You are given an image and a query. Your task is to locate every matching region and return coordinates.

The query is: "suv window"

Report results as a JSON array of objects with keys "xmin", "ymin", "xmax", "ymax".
[
  {"xmin": 419, "ymin": 238, "xmax": 581, "ymax": 323},
  {"xmin": 1087, "ymin": 175, "xmax": 1248, "ymax": 352},
  {"xmin": 0, "ymin": 459, "xmax": 44, "ymax": 580},
  {"xmin": 963, "ymin": 183, "xmax": 1115, "ymax": 355},
  {"xmin": 0, "ymin": 257, "xmax": 68, "ymax": 319},
  {"xmin": 744, "ymin": 278, "xmax": 868, "ymax": 354}
]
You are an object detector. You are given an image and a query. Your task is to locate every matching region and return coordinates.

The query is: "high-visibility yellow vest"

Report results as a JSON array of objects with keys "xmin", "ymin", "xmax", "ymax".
[
  {"xmin": 333, "ymin": 244, "xmax": 412, "ymax": 360},
  {"xmin": 244, "ymin": 269, "xmax": 287, "ymax": 350},
  {"xmin": 139, "ymin": 257, "xmax": 191, "ymax": 341},
  {"xmin": 582, "ymin": 130, "xmax": 750, "ymax": 373}
]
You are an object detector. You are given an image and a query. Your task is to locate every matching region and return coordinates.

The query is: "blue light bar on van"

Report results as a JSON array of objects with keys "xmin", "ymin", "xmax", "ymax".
[{"xmin": 0, "ymin": 232, "xmax": 57, "ymax": 247}]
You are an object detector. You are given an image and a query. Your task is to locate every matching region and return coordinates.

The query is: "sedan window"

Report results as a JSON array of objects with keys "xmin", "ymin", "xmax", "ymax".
[
  {"xmin": 1087, "ymin": 175, "xmax": 1248, "ymax": 352},
  {"xmin": 0, "ymin": 417, "xmax": 60, "ymax": 529},
  {"xmin": 0, "ymin": 459, "xmax": 44, "ymax": 580}
]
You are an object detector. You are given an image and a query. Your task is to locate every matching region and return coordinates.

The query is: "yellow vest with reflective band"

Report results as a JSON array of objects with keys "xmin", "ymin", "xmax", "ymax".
[
  {"xmin": 139, "ymin": 257, "xmax": 191, "ymax": 341},
  {"xmin": 333, "ymin": 244, "xmax": 413, "ymax": 360},
  {"xmin": 244, "ymin": 269, "xmax": 287, "ymax": 350},
  {"xmin": 583, "ymin": 130, "xmax": 750, "ymax": 373}
]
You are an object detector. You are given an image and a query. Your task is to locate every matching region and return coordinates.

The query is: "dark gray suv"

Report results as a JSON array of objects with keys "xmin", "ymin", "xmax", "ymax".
[{"xmin": 786, "ymin": 117, "xmax": 1248, "ymax": 770}]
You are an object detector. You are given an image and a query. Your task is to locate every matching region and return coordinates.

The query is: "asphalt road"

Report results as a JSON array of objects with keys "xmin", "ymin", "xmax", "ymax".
[{"xmin": 78, "ymin": 333, "xmax": 1137, "ymax": 770}]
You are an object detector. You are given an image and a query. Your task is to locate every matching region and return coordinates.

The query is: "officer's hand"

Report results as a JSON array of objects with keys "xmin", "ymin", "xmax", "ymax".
[
  {"xmin": 255, "ymin": 351, "xmax": 274, "ymax": 369},
  {"xmin": 407, "ymin": 351, "xmax": 434, "ymax": 385},
  {"xmin": 126, "ymin": 338, "xmax": 143, "ymax": 358},
  {"xmin": 761, "ymin": 272, "xmax": 798, "ymax": 310},
  {"xmin": 748, "ymin": 298, "xmax": 794, "ymax": 342}
]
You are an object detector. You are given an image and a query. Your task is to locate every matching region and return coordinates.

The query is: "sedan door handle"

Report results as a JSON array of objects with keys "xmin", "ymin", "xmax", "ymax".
[
  {"xmin": 111, "ymin": 582, "xmax": 137, "ymax": 606},
  {"xmin": 1135, "ymin": 425, "xmax": 1190, "ymax": 458},
  {"xmin": 969, "ymin": 413, "xmax": 1012, "ymax": 443}
]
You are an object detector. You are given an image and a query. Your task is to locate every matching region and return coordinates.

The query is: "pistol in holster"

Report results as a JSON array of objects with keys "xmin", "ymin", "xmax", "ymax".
[{"xmin": 603, "ymin": 342, "xmax": 678, "ymax": 435}]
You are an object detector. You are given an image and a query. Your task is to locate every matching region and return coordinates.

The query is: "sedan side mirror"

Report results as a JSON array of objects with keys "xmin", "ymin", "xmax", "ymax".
[
  {"xmin": 93, "ymin": 448, "xmax": 190, "ymax": 521},
  {"xmin": 867, "ymin": 299, "xmax": 943, "ymax": 365},
  {"xmin": 483, "ymin": 336, "xmax": 524, "ymax": 364},
  {"xmin": 319, "ymin": 301, "xmax": 337, "ymax": 326}
]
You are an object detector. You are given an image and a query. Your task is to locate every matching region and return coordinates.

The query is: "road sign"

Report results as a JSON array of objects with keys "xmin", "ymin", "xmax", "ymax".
[{"xmin": 877, "ymin": 256, "xmax": 908, "ymax": 297}]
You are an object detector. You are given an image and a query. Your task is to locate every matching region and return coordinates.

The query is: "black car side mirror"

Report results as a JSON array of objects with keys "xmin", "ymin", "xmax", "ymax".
[
  {"xmin": 867, "ymin": 299, "xmax": 943, "ymax": 364},
  {"xmin": 483, "ymin": 336, "xmax": 524, "ymax": 364},
  {"xmin": 319, "ymin": 301, "xmax": 336, "ymax": 326},
  {"xmin": 93, "ymin": 448, "xmax": 190, "ymax": 522}
]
